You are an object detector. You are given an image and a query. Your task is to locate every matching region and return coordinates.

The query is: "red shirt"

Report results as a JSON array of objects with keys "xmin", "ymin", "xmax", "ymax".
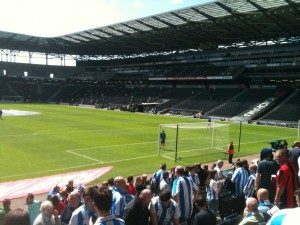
[
  {"xmin": 128, "ymin": 183, "xmax": 137, "ymax": 196},
  {"xmin": 276, "ymin": 161, "xmax": 298, "ymax": 208},
  {"xmin": 228, "ymin": 144, "xmax": 234, "ymax": 155},
  {"xmin": 54, "ymin": 201, "xmax": 66, "ymax": 215}
]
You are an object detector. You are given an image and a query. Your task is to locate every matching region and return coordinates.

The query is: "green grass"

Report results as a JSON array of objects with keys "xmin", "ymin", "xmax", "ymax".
[{"xmin": 0, "ymin": 103, "xmax": 298, "ymax": 184}]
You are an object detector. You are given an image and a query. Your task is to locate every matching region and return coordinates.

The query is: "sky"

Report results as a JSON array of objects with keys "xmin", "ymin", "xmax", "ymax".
[{"xmin": 0, "ymin": 0, "xmax": 211, "ymax": 37}]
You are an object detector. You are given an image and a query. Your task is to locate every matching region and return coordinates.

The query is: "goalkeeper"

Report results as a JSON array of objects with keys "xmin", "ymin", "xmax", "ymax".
[{"xmin": 160, "ymin": 130, "xmax": 166, "ymax": 149}]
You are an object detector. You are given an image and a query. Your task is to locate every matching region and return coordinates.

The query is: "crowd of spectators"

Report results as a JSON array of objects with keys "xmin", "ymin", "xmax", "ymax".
[{"xmin": 0, "ymin": 141, "xmax": 300, "ymax": 225}]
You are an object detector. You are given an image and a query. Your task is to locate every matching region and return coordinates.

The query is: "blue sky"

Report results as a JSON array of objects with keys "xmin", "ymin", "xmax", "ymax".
[{"xmin": 0, "ymin": 0, "xmax": 211, "ymax": 37}]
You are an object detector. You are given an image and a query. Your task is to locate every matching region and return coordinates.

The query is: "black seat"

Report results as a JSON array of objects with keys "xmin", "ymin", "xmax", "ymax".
[{"xmin": 219, "ymin": 196, "xmax": 235, "ymax": 219}]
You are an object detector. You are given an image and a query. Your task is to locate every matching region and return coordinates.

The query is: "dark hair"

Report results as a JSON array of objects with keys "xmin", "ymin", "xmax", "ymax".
[
  {"xmin": 83, "ymin": 186, "xmax": 97, "ymax": 198},
  {"xmin": 205, "ymin": 170, "xmax": 217, "ymax": 187},
  {"xmin": 3, "ymin": 208, "xmax": 30, "ymax": 225},
  {"xmin": 49, "ymin": 194, "xmax": 60, "ymax": 205},
  {"xmin": 235, "ymin": 161, "xmax": 244, "ymax": 167},
  {"xmin": 160, "ymin": 163, "xmax": 167, "ymax": 170},
  {"xmin": 107, "ymin": 178, "xmax": 114, "ymax": 186},
  {"xmin": 127, "ymin": 176, "xmax": 134, "ymax": 183},
  {"xmin": 92, "ymin": 187, "xmax": 113, "ymax": 211},
  {"xmin": 159, "ymin": 189, "xmax": 171, "ymax": 202},
  {"xmin": 195, "ymin": 195, "xmax": 207, "ymax": 208}
]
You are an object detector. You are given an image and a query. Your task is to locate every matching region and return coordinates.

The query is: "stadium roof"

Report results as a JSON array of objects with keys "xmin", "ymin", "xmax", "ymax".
[{"xmin": 0, "ymin": 0, "xmax": 300, "ymax": 56}]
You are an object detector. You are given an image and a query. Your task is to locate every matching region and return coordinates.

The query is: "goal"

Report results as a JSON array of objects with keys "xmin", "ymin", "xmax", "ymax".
[
  {"xmin": 2, "ymin": 95, "xmax": 24, "ymax": 103},
  {"xmin": 158, "ymin": 122, "xmax": 229, "ymax": 161}
]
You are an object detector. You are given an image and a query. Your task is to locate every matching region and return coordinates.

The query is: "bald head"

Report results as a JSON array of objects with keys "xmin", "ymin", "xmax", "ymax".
[
  {"xmin": 114, "ymin": 176, "xmax": 127, "ymax": 191},
  {"xmin": 246, "ymin": 197, "xmax": 258, "ymax": 212},
  {"xmin": 257, "ymin": 188, "xmax": 269, "ymax": 202},
  {"xmin": 139, "ymin": 189, "xmax": 152, "ymax": 207}
]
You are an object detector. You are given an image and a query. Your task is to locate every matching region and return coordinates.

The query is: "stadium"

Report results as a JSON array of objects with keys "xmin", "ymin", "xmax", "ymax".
[{"xmin": 0, "ymin": 0, "xmax": 300, "ymax": 224}]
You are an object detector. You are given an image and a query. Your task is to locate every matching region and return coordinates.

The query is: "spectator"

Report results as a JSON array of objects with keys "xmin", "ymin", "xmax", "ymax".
[
  {"xmin": 60, "ymin": 191, "xmax": 82, "ymax": 225},
  {"xmin": 134, "ymin": 176, "xmax": 145, "ymax": 195},
  {"xmin": 49, "ymin": 195, "xmax": 65, "ymax": 216},
  {"xmin": 107, "ymin": 178, "xmax": 115, "ymax": 190},
  {"xmin": 257, "ymin": 188, "xmax": 273, "ymax": 222},
  {"xmin": 141, "ymin": 174, "xmax": 150, "ymax": 189},
  {"xmin": 151, "ymin": 163, "xmax": 167, "ymax": 195},
  {"xmin": 101, "ymin": 181, "xmax": 108, "ymax": 189},
  {"xmin": 0, "ymin": 199, "xmax": 11, "ymax": 225},
  {"xmin": 46, "ymin": 185, "xmax": 60, "ymax": 200},
  {"xmin": 205, "ymin": 170, "xmax": 221, "ymax": 214},
  {"xmin": 243, "ymin": 164, "xmax": 257, "ymax": 199},
  {"xmin": 59, "ymin": 190, "xmax": 68, "ymax": 206},
  {"xmin": 25, "ymin": 193, "xmax": 41, "ymax": 225},
  {"xmin": 196, "ymin": 163, "xmax": 208, "ymax": 187},
  {"xmin": 149, "ymin": 189, "xmax": 179, "ymax": 225},
  {"xmin": 64, "ymin": 180, "xmax": 74, "ymax": 194},
  {"xmin": 274, "ymin": 148, "xmax": 298, "ymax": 208},
  {"xmin": 238, "ymin": 197, "xmax": 264, "ymax": 225},
  {"xmin": 69, "ymin": 186, "xmax": 96, "ymax": 225},
  {"xmin": 92, "ymin": 187, "xmax": 125, "ymax": 225},
  {"xmin": 111, "ymin": 176, "xmax": 134, "ymax": 219},
  {"xmin": 194, "ymin": 195, "xmax": 216, "ymax": 225},
  {"xmin": 214, "ymin": 160, "xmax": 226, "ymax": 181},
  {"xmin": 172, "ymin": 166, "xmax": 198, "ymax": 224},
  {"xmin": 127, "ymin": 176, "xmax": 137, "ymax": 196},
  {"xmin": 188, "ymin": 165, "xmax": 201, "ymax": 188},
  {"xmin": 33, "ymin": 200, "xmax": 61, "ymax": 225},
  {"xmin": 159, "ymin": 171, "xmax": 171, "ymax": 192},
  {"xmin": 223, "ymin": 172, "xmax": 236, "ymax": 194},
  {"xmin": 231, "ymin": 161, "xmax": 249, "ymax": 196},
  {"xmin": 242, "ymin": 159, "xmax": 250, "ymax": 176},
  {"xmin": 3, "ymin": 208, "xmax": 30, "ymax": 225},
  {"xmin": 125, "ymin": 189, "xmax": 152, "ymax": 225},
  {"xmin": 255, "ymin": 148, "xmax": 279, "ymax": 203}
]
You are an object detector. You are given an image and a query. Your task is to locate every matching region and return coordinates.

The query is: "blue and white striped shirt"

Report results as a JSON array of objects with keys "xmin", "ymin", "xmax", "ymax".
[
  {"xmin": 231, "ymin": 167, "xmax": 249, "ymax": 195},
  {"xmin": 69, "ymin": 204, "xmax": 95, "ymax": 225},
  {"xmin": 189, "ymin": 173, "xmax": 200, "ymax": 187},
  {"xmin": 94, "ymin": 215, "xmax": 125, "ymax": 225},
  {"xmin": 111, "ymin": 187, "xmax": 134, "ymax": 219},
  {"xmin": 172, "ymin": 176, "xmax": 198, "ymax": 219},
  {"xmin": 243, "ymin": 172, "xmax": 256, "ymax": 199},
  {"xmin": 149, "ymin": 196, "xmax": 179, "ymax": 225},
  {"xmin": 206, "ymin": 179, "xmax": 219, "ymax": 200}
]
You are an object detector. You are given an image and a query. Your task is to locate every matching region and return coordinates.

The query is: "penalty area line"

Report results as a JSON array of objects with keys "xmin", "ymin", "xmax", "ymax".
[{"xmin": 66, "ymin": 150, "xmax": 104, "ymax": 163}]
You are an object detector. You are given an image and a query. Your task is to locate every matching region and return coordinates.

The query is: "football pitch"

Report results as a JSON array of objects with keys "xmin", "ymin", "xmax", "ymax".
[{"xmin": 0, "ymin": 103, "xmax": 298, "ymax": 184}]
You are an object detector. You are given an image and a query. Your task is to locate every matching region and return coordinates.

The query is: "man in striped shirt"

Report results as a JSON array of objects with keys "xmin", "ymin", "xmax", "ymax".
[
  {"xmin": 69, "ymin": 186, "xmax": 96, "ymax": 225},
  {"xmin": 172, "ymin": 166, "xmax": 198, "ymax": 225},
  {"xmin": 188, "ymin": 165, "xmax": 200, "ymax": 188},
  {"xmin": 231, "ymin": 161, "xmax": 249, "ymax": 196},
  {"xmin": 149, "ymin": 189, "xmax": 179, "ymax": 225},
  {"xmin": 111, "ymin": 176, "xmax": 134, "ymax": 219},
  {"xmin": 243, "ymin": 164, "xmax": 257, "ymax": 199},
  {"xmin": 93, "ymin": 187, "xmax": 125, "ymax": 225}
]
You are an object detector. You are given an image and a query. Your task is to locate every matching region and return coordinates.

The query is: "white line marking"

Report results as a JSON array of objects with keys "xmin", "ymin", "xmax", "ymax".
[{"xmin": 66, "ymin": 150, "xmax": 104, "ymax": 163}]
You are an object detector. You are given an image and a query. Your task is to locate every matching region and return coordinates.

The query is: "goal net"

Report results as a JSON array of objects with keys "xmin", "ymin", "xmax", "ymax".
[
  {"xmin": 2, "ymin": 95, "xmax": 24, "ymax": 103},
  {"xmin": 158, "ymin": 122, "xmax": 229, "ymax": 161}
]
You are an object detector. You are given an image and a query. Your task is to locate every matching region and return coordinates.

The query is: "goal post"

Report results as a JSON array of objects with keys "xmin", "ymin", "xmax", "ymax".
[{"xmin": 158, "ymin": 122, "xmax": 229, "ymax": 161}]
